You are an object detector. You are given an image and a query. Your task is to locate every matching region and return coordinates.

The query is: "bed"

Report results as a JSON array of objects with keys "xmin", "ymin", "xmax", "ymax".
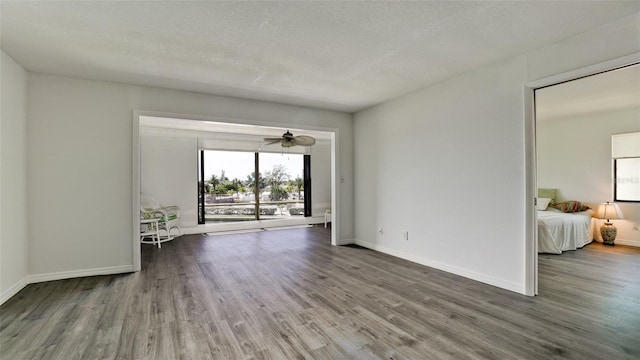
[{"xmin": 538, "ymin": 207, "xmax": 595, "ymax": 254}]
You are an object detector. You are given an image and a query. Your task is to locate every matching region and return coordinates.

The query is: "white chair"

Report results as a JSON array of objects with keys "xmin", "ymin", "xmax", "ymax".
[
  {"xmin": 324, "ymin": 209, "xmax": 332, "ymax": 228},
  {"xmin": 140, "ymin": 218, "xmax": 162, "ymax": 248},
  {"xmin": 140, "ymin": 193, "xmax": 182, "ymax": 241}
]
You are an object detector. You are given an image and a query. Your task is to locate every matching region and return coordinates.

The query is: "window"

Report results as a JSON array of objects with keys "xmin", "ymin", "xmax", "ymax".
[
  {"xmin": 198, "ymin": 150, "xmax": 310, "ymax": 223},
  {"xmin": 612, "ymin": 132, "xmax": 640, "ymax": 202}
]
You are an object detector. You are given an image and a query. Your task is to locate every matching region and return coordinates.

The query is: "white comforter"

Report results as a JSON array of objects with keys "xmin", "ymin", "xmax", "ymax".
[{"xmin": 538, "ymin": 208, "xmax": 594, "ymax": 254}]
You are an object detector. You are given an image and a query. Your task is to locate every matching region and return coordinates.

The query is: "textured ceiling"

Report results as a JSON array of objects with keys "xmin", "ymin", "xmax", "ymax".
[
  {"xmin": 2, "ymin": 1, "xmax": 639, "ymax": 112},
  {"xmin": 536, "ymin": 64, "xmax": 640, "ymax": 122}
]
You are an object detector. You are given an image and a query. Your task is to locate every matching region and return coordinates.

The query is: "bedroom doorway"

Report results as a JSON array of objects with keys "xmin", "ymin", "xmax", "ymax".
[{"xmin": 530, "ymin": 61, "xmax": 640, "ymax": 295}]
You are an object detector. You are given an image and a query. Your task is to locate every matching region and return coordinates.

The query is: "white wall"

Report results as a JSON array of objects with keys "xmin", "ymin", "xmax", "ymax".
[
  {"xmin": 0, "ymin": 50, "xmax": 29, "ymax": 303},
  {"xmin": 310, "ymin": 139, "xmax": 332, "ymax": 216},
  {"xmin": 353, "ymin": 13, "xmax": 640, "ymax": 294},
  {"xmin": 354, "ymin": 56, "xmax": 529, "ymax": 293},
  {"xmin": 537, "ymin": 107, "xmax": 640, "ymax": 246},
  {"xmin": 27, "ymin": 74, "xmax": 353, "ymax": 277},
  {"xmin": 140, "ymin": 135, "xmax": 198, "ymax": 226}
]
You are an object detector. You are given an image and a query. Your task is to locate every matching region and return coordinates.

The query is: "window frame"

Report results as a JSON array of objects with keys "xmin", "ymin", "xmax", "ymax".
[
  {"xmin": 613, "ymin": 157, "xmax": 640, "ymax": 203},
  {"xmin": 198, "ymin": 150, "xmax": 312, "ymax": 223}
]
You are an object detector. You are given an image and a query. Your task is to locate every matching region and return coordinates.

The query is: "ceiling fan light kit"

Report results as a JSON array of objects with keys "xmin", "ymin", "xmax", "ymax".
[{"xmin": 264, "ymin": 130, "xmax": 316, "ymax": 147}]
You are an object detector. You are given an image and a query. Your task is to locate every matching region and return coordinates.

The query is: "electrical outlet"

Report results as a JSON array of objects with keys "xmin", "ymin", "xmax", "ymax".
[
  {"xmin": 378, "ymin": 227, "xmax": 384, "ymax": 235},
  {"xmin": 403, "ymin": 231, "xmax": 409, "ymax": 240}
]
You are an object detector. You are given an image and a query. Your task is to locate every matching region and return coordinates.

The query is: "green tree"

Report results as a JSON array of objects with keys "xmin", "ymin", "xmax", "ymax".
[
  {"xmin": 229, "ymin": 178, "xmax": 244, "ymax": 199},
  {"xmin": 215, "ymin": 183, "xmax": 227, "ymax": 195},
  {"xmin": 207, "ymin": 175, "xmax": 219, "ymax": 198},
  {"xmin": 265, "ymin": 165, "xmax": 290, "ymax": 201},
  {"xmin": 285, "ymin": 183, "xmax": 295, "ymax": 195},
  {"xmin": 289, "ymin": 176, "xmax": 304, "ymax": 200},
  {"xmin": 208, "ymin": 172, "xmax": 233, "ymax": 200},
  {"xmin": 246, "ymin": 172, "xmax": 266, "ymax": 193},
  {"xmin": 224, "ymin": 178, "xmax": 241, "ymax": 193}
]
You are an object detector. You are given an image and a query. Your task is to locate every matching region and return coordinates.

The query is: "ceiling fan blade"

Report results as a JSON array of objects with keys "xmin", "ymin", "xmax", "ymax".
[
  {"xmin": 265, "ymin": 139, "xmax": 282, "ymax": 145},
  {"xmin": 264, "ymin": 137, "xmax": 283, "ymax": 141},
  {"xmin": 293, "ymin": 135, "xmax": 316, "ymax": 146}
]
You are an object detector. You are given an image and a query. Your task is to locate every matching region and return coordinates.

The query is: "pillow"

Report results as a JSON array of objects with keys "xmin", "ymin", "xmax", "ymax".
[
  {"xmin": 552, "ymin": 201, "xmax": 591, "ymax": 213},
  {"xmin": 537, "ymin": 198, "xmax": 552, "ymax": 211},
  {"xmin": 538, "ymin": 189, "xmax": 557, "ymax": 204}
]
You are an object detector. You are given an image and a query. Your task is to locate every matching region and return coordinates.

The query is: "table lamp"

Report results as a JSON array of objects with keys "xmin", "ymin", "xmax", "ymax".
[{"xmin": 596, "ymin": 202, "xmax": 622, "ymax": 246}]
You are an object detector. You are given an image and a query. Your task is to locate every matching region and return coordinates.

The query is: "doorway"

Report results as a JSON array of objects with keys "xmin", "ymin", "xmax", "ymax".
[
  {"xmin": 132, "ymin": 113, "xmax": 340, "ymax": 271},
  {"xmin": 527, "ymin": 59, "xmax": 640, "ymax": 295}
]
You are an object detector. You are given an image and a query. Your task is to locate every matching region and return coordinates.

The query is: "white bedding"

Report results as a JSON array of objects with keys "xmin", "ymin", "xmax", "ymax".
[{"xmin": 538, "ymin": 208, "xmax": 594, "ymax": 254}]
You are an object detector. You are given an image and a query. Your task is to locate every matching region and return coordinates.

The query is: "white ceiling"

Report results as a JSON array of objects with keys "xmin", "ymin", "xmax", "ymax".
[
  {"xmin": 2, "ymin": 1, "xmax": 639, "ymax": 113},
  {"xmin": 536, "ymin": 64, "xmax": 640, "ymax": 122}
]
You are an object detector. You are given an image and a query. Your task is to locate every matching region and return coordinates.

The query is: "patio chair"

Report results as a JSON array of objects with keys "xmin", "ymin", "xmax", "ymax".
[
  {"xmin": 325, "ymin": 209, "xmax": 332, "ymax": 228},
  {"xmin": 140, "ymin": 193, "xmax": 182, "ymax": 241}
]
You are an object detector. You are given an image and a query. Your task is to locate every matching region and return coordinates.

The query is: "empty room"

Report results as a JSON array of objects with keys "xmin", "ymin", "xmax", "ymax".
[{"xmin": 2, "ymin": 2, "xmax": 639, "ymax": 359}]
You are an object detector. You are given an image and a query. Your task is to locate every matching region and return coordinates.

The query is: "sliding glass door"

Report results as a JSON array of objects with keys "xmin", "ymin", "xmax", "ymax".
[{"xmin": 198, "ymin": 150, "xmax": 309, "ymax": 224}]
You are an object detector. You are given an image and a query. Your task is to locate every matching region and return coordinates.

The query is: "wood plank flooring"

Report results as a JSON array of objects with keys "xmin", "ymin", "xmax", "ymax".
[{"xmin": 1, "ymin": 227, "xmax": 639, "ymax": 359}]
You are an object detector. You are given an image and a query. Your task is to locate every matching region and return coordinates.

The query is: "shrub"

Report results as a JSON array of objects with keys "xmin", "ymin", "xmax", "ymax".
[{"xmin": 289, "ymin": 207, "xmax": 304, "ymax": 215}]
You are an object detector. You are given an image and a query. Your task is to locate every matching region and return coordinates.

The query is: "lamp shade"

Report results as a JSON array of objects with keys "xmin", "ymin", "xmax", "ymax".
[{"xmin": 596, "ymin": 202, "xmax": 622, "ymax": 221}]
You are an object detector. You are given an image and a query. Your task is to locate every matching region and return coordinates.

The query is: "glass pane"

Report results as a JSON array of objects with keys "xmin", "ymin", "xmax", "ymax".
[
  {"xmin": 258, "ymin": 152, "xmax": 305, "ymax": 220},
  {"xmin": 616, "ymin": 158, "xmax": 640, "ymax": 202},
  {"xmin": 203, "ymin": 150, "xmax": 257, "ymax": 223}
]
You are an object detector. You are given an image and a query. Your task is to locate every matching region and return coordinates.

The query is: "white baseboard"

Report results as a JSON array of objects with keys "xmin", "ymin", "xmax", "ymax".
[
  {"xmin": 28, "ymin": 265, "xmax": 135, "ymax": 284},
  {"xmin": 264, "ymin": 225, "xmax": 312, "ymax": 231},
  {"xmin": 593, "ymin": 238, "xmax": 640, "ymax": 247},
  {"xmin": 1, "ymin": 265, "xmax": 135, "ymax": 305},
  {"xmin": 353, "ymin": 239, "xmax": 525, "ymax": 295},
  {"xmin": 613, "ymin": 238, "xmax": 640, "ymax": 247},
  {"xmin": 336, "ymin": 238, "xmax": 356, "ymax": 246},
  {"xmin": 202, "ymin": 229, "xmax": 264, "ymax": 236},
  {"xmin": 0, "ymin": 276, "xmax": 29, "ymax": 305}
]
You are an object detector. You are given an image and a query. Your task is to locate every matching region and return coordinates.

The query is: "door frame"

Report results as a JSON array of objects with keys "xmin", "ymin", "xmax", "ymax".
[
  {"xmin": 523, "ymin": 52, "xmax": 640, "ymax": 296},
  {"xmin": 132, "ymin": 110, "xmax": 341, "ymax": 271}
]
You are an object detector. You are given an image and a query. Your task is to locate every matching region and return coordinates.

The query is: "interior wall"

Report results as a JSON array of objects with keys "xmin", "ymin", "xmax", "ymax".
[
  {"xmin": 354, "ymin": 56, "xmax": 529, "ymax": 293},
  {"xmin": 0, "ymin": 50, "xmax": 29, "ymax": 303},
  {"xmin": 353, "ymin": 12, "xmax": 640, "ymax": 295},
  {"xmin": 140, "ymin": 135, "xmax": 198, "ymax": 226},
  {"xmin": 537, "ymin": 107, "xmax": 640, "ymax": 246},
  {"xmin": 27, "ymin": 74, "xmax": 352, "ymax": 277},
  {"xmin": 310, "ymin": 139, "xmax": 332, "ymax": 215}
]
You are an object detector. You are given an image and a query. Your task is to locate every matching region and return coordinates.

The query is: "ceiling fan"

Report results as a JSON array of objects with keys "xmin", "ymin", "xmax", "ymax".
[{"xmin": 264, "ymin": 130, "xmax": 316, "ymax": 147}]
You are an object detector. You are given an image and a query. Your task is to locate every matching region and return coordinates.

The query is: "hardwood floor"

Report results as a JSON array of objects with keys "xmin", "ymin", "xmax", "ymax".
[{"xmin": 1, "ymin": 227, "xmax": 639, "ymax": 359}]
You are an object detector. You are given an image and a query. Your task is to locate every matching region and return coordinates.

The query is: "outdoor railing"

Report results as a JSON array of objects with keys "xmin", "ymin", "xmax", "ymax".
[{"xmin": 204, "ymin": 200, "xmax": 305, "ymax": 218}]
